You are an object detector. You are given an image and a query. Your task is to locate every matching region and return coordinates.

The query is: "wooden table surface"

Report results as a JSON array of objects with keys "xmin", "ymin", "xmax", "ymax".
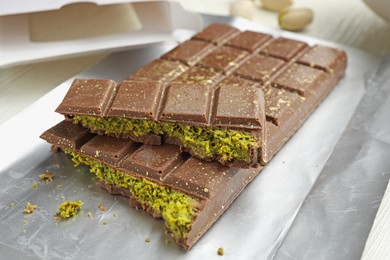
[{"xmin": 1, "ymin": 0, "xmax": 389, "ymax": 259}]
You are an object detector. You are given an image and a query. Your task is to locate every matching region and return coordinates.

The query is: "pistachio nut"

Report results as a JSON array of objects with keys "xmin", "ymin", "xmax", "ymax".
[
  {"xmin": 278, "ymin": 8, "xmax": 313, "ymax": 31},
  {"xmin": 261, "ymin": 0, "xmax": 293, "ymax": 12},
  {"xmin": 230, "ymin": 0, "xmax": 255, "ymax": 20}
]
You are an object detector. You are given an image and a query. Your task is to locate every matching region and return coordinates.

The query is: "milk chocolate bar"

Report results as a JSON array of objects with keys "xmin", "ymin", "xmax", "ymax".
[
  {"xmin": 40, "ymin": 120, "xmax": 261, "ymax": 250},
  {"xmin": 55, "ymin": 23, "xmax": 347, "ymax": 167}
]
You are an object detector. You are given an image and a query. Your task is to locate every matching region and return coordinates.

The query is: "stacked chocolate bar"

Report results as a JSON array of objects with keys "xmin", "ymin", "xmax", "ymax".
[{"xmin": 40, "ymin": 23, "xmax": 347, "ymax": 249}]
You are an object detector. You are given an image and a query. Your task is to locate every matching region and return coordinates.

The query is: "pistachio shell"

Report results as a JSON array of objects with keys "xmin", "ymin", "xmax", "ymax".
[
  {"xmin": 278, "ymin": 8, "xmax": 313, "ymax": 31},
  {"xmin": 230, "ymin": 0, "xmax": 255, "ymax": 20},
  {"xmin": 261, "ymin": 0, "xmax": 293, "ymax": 12}
]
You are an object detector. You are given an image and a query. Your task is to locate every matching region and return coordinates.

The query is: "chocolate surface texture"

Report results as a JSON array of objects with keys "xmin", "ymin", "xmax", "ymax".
[
  {"xmin": 40, "ymin": 120, "xmax": 260, "ymax": 250},
  {"xmin": 42, "ymin": 23, "xmax": 347, "ymax": 250},
  {"xmin": 55, "ymin": 23, "xmax": 347, "ymax": 167}
]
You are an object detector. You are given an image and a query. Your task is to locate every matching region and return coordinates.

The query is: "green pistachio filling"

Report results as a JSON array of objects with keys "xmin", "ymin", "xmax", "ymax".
[
  {"xmin": 65, "ymin": 150, "xmax": 199, "ymax": 239},
  {"xmin": 73, "ymin": 115, "xmax": 258, "ymax": 163}
]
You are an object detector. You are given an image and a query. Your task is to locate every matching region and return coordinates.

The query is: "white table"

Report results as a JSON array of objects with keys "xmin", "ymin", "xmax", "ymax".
[{"xmin": 1, "ymin": 0, "xmax": 389, "ymax": 258}]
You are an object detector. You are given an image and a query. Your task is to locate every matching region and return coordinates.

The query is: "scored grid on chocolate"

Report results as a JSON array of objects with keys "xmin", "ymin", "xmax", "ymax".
[
  {"xmin": 55, "ymin": 23, "xmax": 347, "ymax": 166},
  {"xmin": 57, "ymin": 23, "xmax": 345, "ymax": 130}
]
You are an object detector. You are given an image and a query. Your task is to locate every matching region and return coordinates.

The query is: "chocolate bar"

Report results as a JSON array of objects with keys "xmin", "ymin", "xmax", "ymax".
[
  {"xmin": 40, "ymin": 120, "xmax": 261, "ymax": 250},
  {"xmin": 55, "ymin": 23, "xmax": 347, "ymax": 168}
]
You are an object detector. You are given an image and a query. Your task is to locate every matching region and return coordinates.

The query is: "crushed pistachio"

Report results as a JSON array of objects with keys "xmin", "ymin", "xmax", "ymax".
[
  {"xmin": 88, "ymin": 212, "xmax": 93, "ymax": 219},
  {"xmin": 24, "ymin": 202, "xmax": 37, "ymax": 214},
  {"xmin": 39, "ymin": 172, "xmax": 54, "ymax": 183},
  {"xmin": 66, "ymin": 150, "xmax": 199, "ymax": 240},
  {"xmin": 98, "ymin": 204, "xmax": 106, "ymax": 212},
  {"xmin": 145, "ymin": 238, "xmax": 151, "ymax": 243},
  {"xmin": 102, "ymin": 221, "xmax": 108, "ymax": 225},
  {"xmin": 217, "ymin": 247, "xmax": 224, "ymax": 256},
  {"xmin": 54, "ymin": 200, "xmax": 82, "ymax": 220},
  {"xmin": 32, "ymin": 182, "xmax": 40, "ymax": 189},
  {"xmin": 73, "ymin": 115, "xmax": 258, "ymax": 163}
]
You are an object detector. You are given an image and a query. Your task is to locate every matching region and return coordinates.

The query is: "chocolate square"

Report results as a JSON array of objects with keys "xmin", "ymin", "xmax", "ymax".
[
  {"xmin": 234, "ymin": 54, "xmax": 286, "ymax": 83},
  {"xmin": 55, "ymin": 79, "xmax": 117, "ymax": 116},
  {"xmin": 261, "ymin": 38, "xmax": 307, "ymax": 61},
  {"xmin": 226, "ymin": 30, "xmax": 272, "ymax": 52},
  {"xmin": 108, "ymin": 80, "xmax": 162, "ymax": 120},
  {"xmin": 128, "ymin": 59, "xmax": 188, "ymax": 83}
]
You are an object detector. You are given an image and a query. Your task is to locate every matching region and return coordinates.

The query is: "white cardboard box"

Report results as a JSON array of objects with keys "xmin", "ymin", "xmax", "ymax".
[{"xmin": 0, "ymin": 0, "xmax": 202, "ymax": 68}]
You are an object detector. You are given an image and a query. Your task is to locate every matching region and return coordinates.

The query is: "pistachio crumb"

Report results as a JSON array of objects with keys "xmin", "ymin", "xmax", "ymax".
[
  {"xmin": 145, "ymin": 238, "xmax": 151, "ymax": 243},
  {"xmin": 113, "ymin": 212, "xmax": 117, "ymax": 218},
  {"xmin": 32, "ymin": 182, "xmax": 40, "ymax": 189},
  {"xmin": 165, "ymin": 239, "xmax": 171, "ymax": 245},
  {"xmin": 217, "ymin": 247, "xmax": 224, "ymax": 256},
  {"xmin": 39, "ymin": 172, "xmax": 54, "ymax": 183},
  {"xmin": 98, "ymin": 204, "xmax": 106, "ymax": 212},
  {"xmin": 54, "ymin": 200, "xmax": 82, "ymax": 220},
  {"xmin": 23, "ymin": 220, "xmax": 28, "ymax": 225},
  {"xmin": 102, "ymin": 221, "xmax": 108, "ymax": 225},
  {"xmin": 56, "ymin": 184, "xmax": 62, "ymax": 190},
  {"xmin": 24, "ymin": 202, "xmax": 37, "ymax": 214},
  {"xmin": 88, "ymin": 212, "xmax": 93, "ymax": 219}
]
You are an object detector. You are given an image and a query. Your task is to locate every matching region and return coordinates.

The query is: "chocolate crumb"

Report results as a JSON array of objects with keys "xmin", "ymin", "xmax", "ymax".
[
  {"xmin": 217, "ymin": 247, "xmax": 224, "ymax": 256},
  {"xmin": 24, "ymin": 202, "xmax": 37, "ymax": 214}
]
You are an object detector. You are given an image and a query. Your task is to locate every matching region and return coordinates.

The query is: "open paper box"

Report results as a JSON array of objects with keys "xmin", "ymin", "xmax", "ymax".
[{"xmin": 0, "ymin": 0, "xmax": 202, "ymax": 68}]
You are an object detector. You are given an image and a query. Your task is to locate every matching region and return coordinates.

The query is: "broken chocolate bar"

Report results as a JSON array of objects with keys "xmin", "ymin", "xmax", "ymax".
[
  {"xmin": 40, "ymin": 120, "xmax": 261, "ymax": 250},
  {"xmin": 55, "ymin": 23, "xmax": 347, "ymax": 167}
]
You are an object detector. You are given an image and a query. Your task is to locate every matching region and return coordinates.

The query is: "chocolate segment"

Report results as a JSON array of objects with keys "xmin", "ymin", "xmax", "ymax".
[
  {"xmin": 55, "ymin": 79, "xmax": 117, "ymax": 116},
  {"xmin": 198, "ymin": 46, "xmax": 248, "ymax": 74},
  {"xmin": 55, "ymin": 23, "xmax": 347, "ymax": 167},
  {"xmin": 108, "ymin": 80, "xmax": 162, "ymax": 120},
  {"xmin": 271, "ymin": 63, "xmax": 328, "ymax": 96},
  {"xmin": 213, "ymin": 84, "xmax": 264, "ymax": 127},
  {"xmin": 226, "ymin": 30, "xmax": 272, "ymax": 52},
  {"xmin": 162, "ymin": 40, "xmax": 215, "ymax": 66},
  {"xmin": 160, "ymin": 83, "xmax": 213, "ymax": 123},
  {"xmin": 192, "ymin": 23, "xmax": 239, "ymax": 45},
  {"xmin": 261, "ymin": 37, "xmax": 307, "ymax": 61},
  {"xmin": 234, "ymin": 54, "xmax": 286, "ymax": 83},
  {"xmin": 263, "ymin": 86, "xmax": 305, "ymax": 126},
  {"xmin": 40, "ymin": 120, "xmax": 260, "ymax": 250},
  {"xmin": 127, "ymin": 59, "xmax": 188, "ymax": 83},
  {"xmin": 171, "ymin": 66, "xmax": 222, "ymax": 87},
  {"xmin": 40, "ymin": 120, "xmax": 94, "ymax": 151},
  {"xmin": 297, "ymin": 44, "xmax": 347, "ymax": 73}
]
